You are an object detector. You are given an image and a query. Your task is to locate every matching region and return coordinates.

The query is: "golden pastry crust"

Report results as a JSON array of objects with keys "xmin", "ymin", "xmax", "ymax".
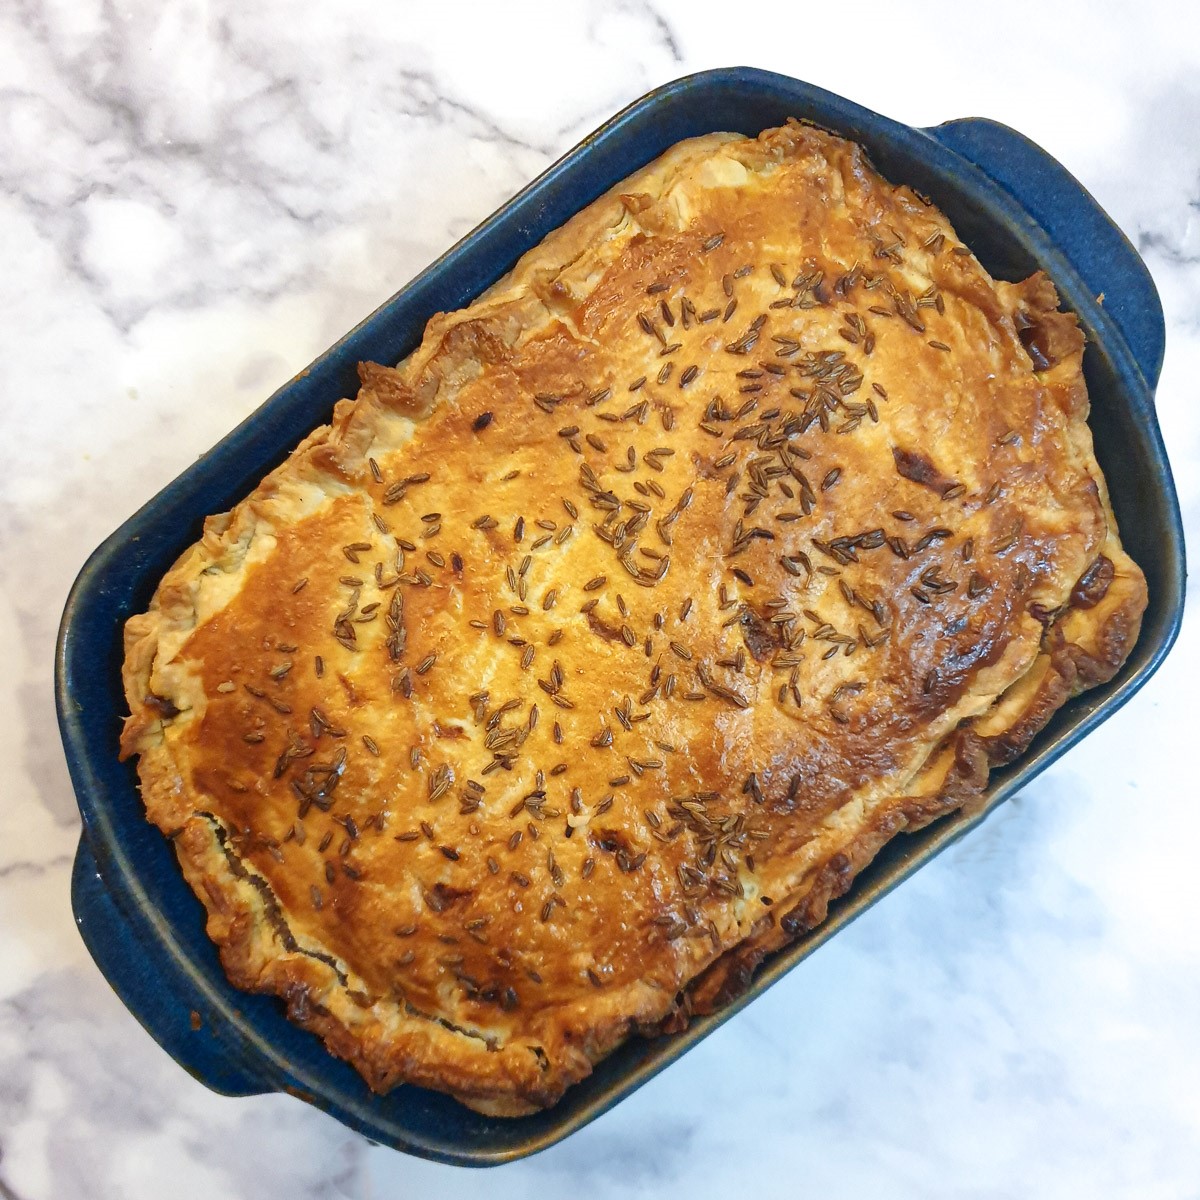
[{"xmin": 119, "ymin": 120, "xmax": 1146, "ymax": 1114}]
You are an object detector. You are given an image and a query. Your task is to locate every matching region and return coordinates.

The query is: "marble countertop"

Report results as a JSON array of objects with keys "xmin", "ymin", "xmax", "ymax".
[{"xmin": 2, "ymin": 2, "xmax": 1197, "ymax": 1196}]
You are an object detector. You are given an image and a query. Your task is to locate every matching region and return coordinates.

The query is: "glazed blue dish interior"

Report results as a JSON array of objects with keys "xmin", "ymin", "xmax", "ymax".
[{"xmin": 56, "ymin": 67, "xmax": 1184, "ymax": 1165}]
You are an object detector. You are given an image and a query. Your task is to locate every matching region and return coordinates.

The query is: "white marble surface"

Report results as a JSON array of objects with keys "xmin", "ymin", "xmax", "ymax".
[{"xmin": 1, "ymin": 1, "xmax": 1197, "ymax": 1195}]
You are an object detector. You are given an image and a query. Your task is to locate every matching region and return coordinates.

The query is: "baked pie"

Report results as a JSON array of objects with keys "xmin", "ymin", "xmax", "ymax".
[{"xmin": 120, "ymin": 120, "xmax": 1146, "ymax": 1114}]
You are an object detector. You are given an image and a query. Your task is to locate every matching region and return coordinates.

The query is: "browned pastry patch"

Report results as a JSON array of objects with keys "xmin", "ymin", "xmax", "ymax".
[{"xmin": 120, "ymin": 120, "xmax": 1146, "ymax": 1115}]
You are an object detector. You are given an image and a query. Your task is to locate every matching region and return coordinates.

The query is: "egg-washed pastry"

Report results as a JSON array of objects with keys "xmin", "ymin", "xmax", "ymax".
[{"xmin": 119, "ymin": 120, "xmax": 1146, "ymax": 1115}]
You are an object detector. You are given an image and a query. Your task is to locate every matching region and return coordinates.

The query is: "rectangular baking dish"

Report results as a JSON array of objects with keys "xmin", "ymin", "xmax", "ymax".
[{"xmin": 56, "ymin": 67, "xmax": 1185, "ymax": 1165}]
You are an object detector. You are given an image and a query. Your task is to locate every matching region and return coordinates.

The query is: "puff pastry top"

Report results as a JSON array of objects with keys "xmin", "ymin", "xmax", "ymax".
[{"xmin": 120, "ymin": 120, "xmax": 1146, "ymax": 1115}]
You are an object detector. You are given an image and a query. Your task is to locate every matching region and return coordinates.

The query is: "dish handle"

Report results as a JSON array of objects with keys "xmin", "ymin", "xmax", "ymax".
[
  {"xmin": 927, "ymin": 117, "xmax": 1165, "ymax": 389},
  {"xmin": 72, "ymin": 837, "xmax": 271, "ymax": 1098}
]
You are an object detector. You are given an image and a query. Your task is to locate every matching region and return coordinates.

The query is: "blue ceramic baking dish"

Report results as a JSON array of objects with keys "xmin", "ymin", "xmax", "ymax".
[{"xmin": 56, "ymin": 67, "xmax": 1185, "ymax": 1165}]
